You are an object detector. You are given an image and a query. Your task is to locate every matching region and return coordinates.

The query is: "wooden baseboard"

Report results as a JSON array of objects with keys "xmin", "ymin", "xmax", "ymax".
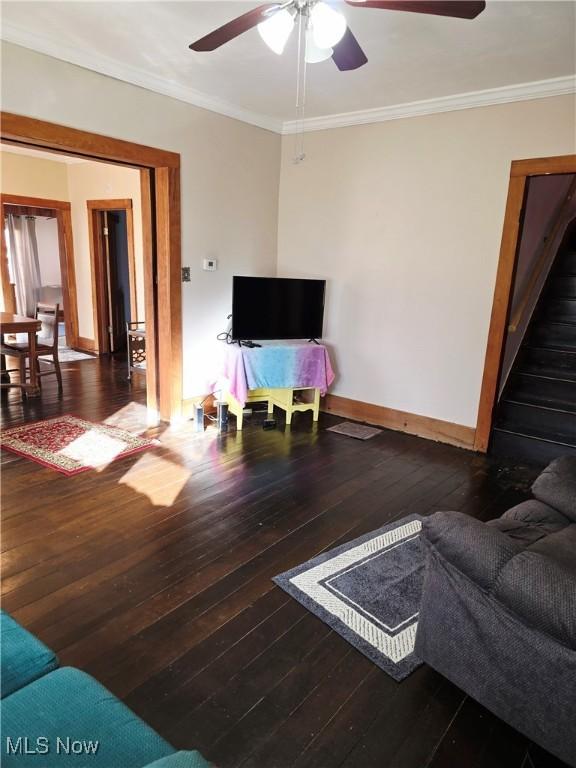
[
  {"xmin": 322, "ymin": 394, "xmax": 476, "ymax": 450},
  {"xmin": 75, "ymin": 336, "xmax": 97, "ymax": 353}
]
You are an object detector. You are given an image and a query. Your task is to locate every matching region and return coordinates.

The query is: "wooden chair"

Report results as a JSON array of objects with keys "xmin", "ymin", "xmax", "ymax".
[{"xmin": 1, "ymin": 303, "xmax": 63, "ymax": 395}]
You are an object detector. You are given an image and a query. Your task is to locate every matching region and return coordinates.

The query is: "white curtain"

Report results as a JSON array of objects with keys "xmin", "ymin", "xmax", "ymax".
[{"xmin": 6, "ymin": 214, "xmax": 42, "ymax": 318}]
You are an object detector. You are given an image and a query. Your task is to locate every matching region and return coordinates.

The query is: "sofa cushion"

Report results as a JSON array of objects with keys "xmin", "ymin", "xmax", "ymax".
[
  {"xmin": 493, "ymin": 525, "xmax": 576, "ymax": 649},
  {"xmin": 422, "ymin": 509, "xmax": 576, "ymax": 648},
  {"xmin": 145, "ymin": 751, "xmax": 212, "ymax": 768},
  {"xmin": 489, "ymin": 500, "xmax": 570, "ymax": 546},
  {"xmin": 532, "ymin": 456, "xmax": 576, "ymax": 521},
  {"xmin": 0, "ymin": 610, "xmax": 58, "ymax": 698},
  {"xmin": 1, "ymin": 667, "xmax": 174, "ymax": 767}
]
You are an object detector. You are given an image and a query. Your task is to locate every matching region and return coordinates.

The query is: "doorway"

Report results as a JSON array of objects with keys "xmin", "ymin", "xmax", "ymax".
[
  {"xmin": 489, "ymin": 173, "xmax": 576, "ymax": 462},
  {"xmin": 1, "ymin": 194, "xmax": 79, "ymax": 349},
  {"xmin": 88, "ymin": 200, "xmax": 138, "ymax": 356},
  {"xmin": 1, "ymin": 111, "xmax": 182, "ymax": 422},
  {"xmin": 104, "ymin": 210, "xmax": 130, "ymax": 353},
  {"xmin": 475, "ymin": 154, "xmax": 576, "ymax": 452}
]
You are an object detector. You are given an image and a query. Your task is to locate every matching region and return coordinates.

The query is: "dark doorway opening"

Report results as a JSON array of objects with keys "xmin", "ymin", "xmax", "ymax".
[
  {"xmin": 100, "ymin": 209, "xmax": 130, "ymax": 353},
  {"xmin": 88, "ymin": 199, "xmax": 138, "ymax": 358},
  {"xmin": 489, "ymin": 173, "xmax": 576, "ymax": 463}
]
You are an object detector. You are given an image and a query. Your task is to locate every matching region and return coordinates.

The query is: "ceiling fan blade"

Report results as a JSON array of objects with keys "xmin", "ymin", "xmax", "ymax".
[
  {"xmin": 332, "ymin": 28, "xmax": 368, "ymax": 71},
  {"xmin": 345, "ymin": 1, "xmax": 486, "ymax": 19},
  {"xmin": 190, "ymin": 3, "xmax": 281, "ymax": 51}
]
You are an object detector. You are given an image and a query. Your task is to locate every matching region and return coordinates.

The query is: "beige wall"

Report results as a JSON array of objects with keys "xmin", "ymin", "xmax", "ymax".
[
  {"xmin": 1, "ymin": 42, "xmax": 281, "ymax": 398},
  {"xmin": 278, "ymin": 95, "xmax": 576, "ymax": 427},
  {"xmin": 66, "ymin": 161, "xmax": 144, "ymax": 341},
  {"xmin": 1, "ymin": 151, "xmax": 69, "ymax": 199},
  {"xmin": 4, "ymin": 43, "xmax": 573, "ymax": 423}
]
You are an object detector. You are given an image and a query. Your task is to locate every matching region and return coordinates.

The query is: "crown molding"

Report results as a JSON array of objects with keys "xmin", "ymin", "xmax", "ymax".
[
  {"xmin": 2, "ymin": 21, "xmax": 574, "ymax": 138},
  {"xmin": 282, "ymin": 75, "xmax": 576, "ymax": 133},
  {"xmin": 1, "ymin": 22, "xmax": 284, "ymax": 134}
]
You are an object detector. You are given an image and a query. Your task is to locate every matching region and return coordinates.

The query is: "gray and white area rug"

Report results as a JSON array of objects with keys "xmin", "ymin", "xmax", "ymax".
[{"xmin": 273, "ymin": 515, "xmax": 425, "ymax": 681}]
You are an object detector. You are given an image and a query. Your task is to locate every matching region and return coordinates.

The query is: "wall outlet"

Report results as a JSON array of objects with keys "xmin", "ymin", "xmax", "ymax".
[
  {"xmin": 181, "ymin": 266, "xmax": 191, "ymax": 282},
  {"xmin": 203, "ymin": 258, "xmax": 217, "ymax": 271}
]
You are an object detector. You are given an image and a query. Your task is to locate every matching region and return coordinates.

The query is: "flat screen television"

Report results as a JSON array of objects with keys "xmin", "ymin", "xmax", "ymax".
[{"xmin": 232, "ymin": 276, "xmax": 325, "ymax": 341}]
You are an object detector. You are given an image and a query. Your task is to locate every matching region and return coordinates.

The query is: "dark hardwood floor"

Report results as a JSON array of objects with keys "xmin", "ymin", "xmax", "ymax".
[{"xmin": 0, "ymin": 358, "xmax": 567, "ymax": 768}]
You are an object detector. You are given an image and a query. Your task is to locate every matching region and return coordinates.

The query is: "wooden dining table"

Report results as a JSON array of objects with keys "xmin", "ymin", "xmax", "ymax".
[{"xmin": 0, "ymin": 311, "xmax": 42, "ymax": 396}]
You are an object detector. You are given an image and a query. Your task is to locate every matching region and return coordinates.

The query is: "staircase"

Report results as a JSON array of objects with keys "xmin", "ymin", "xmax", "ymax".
[{"xmin": 491, "ymin": 224, "xmax": 576, "ymax": 464}]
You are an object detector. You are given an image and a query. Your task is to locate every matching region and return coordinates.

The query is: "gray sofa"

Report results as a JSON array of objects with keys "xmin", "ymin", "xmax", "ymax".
[{"xmin": 415, "ymin": 456, "xmax": 576, "ymax": 766}]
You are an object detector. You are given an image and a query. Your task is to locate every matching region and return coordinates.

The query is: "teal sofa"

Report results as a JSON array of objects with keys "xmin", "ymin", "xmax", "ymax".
[{"xmin": 0, "ymin": 611, "xmax": 210, "ymax": 768}]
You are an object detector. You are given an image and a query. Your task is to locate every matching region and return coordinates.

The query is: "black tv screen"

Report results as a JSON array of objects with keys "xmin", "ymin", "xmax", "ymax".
[{"xmin": 232, "ymin": 276, "xmax": 325, "ymax": 341}]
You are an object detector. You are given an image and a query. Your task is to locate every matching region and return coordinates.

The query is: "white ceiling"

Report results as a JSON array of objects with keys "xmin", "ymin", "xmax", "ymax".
[{"xmin": 1, "ymin": 1, "xmax": 575, "ymax": 131}]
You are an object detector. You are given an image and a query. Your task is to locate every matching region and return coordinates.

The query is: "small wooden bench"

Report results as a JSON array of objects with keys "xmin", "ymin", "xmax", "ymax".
[{"xmin": 224, "ymin": 386, "xmax": 321, "ymax": 430}]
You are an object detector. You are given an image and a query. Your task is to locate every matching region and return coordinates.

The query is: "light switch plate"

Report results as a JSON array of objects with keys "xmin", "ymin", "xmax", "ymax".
[{"xmin": 203, "ymin": 258, "xmax": 217, "ymax": 271}]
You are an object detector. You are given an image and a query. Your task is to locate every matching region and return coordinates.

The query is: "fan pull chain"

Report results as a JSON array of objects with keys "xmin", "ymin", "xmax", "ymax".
[{"xmin": 293, "ymin": 11, "xmax": 307, "ymax": 164}]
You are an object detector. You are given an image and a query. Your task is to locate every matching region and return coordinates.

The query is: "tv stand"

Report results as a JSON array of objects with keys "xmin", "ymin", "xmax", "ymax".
[
  {"xmin": 308, "ymin": 338, "xmax": 320, "ymax": 345},
  {"xmin": 238, "ymin": 340, "xmax": 262, "ymax": 348},
  {"xmin": 218, "ymin": 341, "xmax": 334, "ymax": 430}
]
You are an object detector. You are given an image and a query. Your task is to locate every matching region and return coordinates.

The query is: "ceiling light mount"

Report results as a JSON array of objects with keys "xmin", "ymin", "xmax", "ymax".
[{"xmin": 257, "ymin": 1, "xmax": 346, "ymax": 61}]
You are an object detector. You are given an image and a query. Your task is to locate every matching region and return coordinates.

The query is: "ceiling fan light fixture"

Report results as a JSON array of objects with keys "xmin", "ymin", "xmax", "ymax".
[
  {"xmin": 257, "ymin": 8, "xmax": 295, "ymax": 55},
  {"xmin": 304, "ymin": 28, "xmax": 333, "ymax": 63},
  {"xmin": 310, "ymin": 2, "xmax": 347, "ymax": 49}
]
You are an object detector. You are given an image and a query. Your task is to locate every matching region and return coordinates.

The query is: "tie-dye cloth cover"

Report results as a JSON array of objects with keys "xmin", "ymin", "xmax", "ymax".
[{"xmin": 221, "ymin": 342, "xmax": 335, "ymax": 405}]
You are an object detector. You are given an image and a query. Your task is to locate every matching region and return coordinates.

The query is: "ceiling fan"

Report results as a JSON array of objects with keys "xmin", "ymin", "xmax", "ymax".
[{"xmin": 190, "ymin": 1, "xmax": 486, "ymax": 71}]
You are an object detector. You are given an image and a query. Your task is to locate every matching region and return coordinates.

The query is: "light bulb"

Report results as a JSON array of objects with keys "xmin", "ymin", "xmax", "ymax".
[
  {"xmin": 305, "ymin": 28, "xmax": 333, "ymax": 63},
  {"xmin": 258, "ymin": 9, "xmax": 295, "ymax": 55},
  {"xmin": 310, "ymin": 2, "xmax": 346, "ymax": 49}
]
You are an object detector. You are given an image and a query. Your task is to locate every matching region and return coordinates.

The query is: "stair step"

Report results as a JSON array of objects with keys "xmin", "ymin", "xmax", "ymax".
[
  {"xmin": 506, "ymin": 372, "xmax": 576, "ymax": 412},
  {"xmin": 491, "ymin": 428, "xmax": 576, "ymax": 465},
  {"xmin": 529, "ymin": 321, "xmax": 576, "ymax": 351},
  {"xmin": 495, "ymin": 400, "xmax": 576, "ymax": 445},
  {"xmin": 547, "ymin": 274, "xmax": 576, "ymax": 299},
  {"xmin": 492, "ymin": 233, "xmax": 576, "ymax": 462},
  {"xmin": 543, "ymin": 298, "xmax": 576, "ymax": 324},
  {"xmin": 557, "ymin": 251, "xmax": 576, "ymax": 273},
  {"xmin": 519, "ymin": 347, "xmax": 576, "ymax": 380}
]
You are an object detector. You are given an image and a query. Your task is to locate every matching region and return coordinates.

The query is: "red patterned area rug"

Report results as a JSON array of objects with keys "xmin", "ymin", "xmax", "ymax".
[{"xmin": 1, "ymin": 415, "xmax": 156, "ymax": 475}]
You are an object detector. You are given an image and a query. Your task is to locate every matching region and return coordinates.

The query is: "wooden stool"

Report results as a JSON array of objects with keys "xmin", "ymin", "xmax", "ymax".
[{"xmin": 225, "ymin": 386, "xmax": 320, "ymax": 430}]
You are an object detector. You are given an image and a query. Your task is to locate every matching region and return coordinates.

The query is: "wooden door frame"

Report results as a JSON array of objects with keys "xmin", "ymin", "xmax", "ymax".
[
  {"xmin": 0, "ymin": 193, "xmax": 79, "ymax": 349},
  {"xmin": 87, "ymin": 199, "xmax": 138, "ymax": 354},
  {"xmin": 1, "ymin": 112, "xmax": 182, "ymax": 422},
  {"xmin": 474, "ymin": 154, "xmax": 576, "ymax": 452}
]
